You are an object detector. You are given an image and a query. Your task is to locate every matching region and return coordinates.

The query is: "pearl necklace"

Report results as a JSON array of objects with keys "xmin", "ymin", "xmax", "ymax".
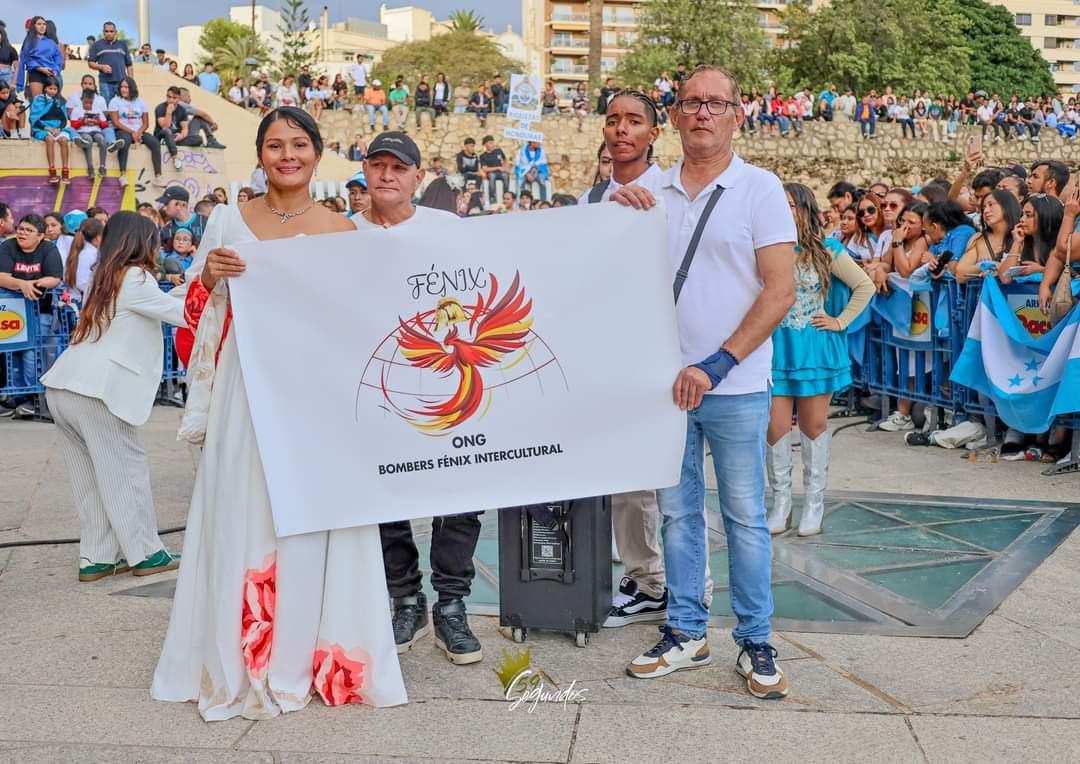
[{"xmin": 265, "ymin": 197, "xmax": 314, "ymax": 224}]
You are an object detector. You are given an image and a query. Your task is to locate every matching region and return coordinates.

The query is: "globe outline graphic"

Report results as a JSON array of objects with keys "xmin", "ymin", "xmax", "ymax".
[{"xmin": 355, "ymin": 296, "xmax": 567, "ymax": 437}]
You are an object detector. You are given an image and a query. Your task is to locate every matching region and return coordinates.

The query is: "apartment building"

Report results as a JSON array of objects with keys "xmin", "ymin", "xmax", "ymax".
[
  {"xmin": 1007, "ymin": 0, "xmax": 1080, "ymax": 93},
  {"xmin": 521, "ymin": 0, "xmax": 797, "ymax": 99}
]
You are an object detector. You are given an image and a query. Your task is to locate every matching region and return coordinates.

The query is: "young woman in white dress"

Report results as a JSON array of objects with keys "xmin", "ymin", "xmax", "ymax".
[{"xmin": 152, "ymin": 107, "xmax": 407, "ymax": 721}]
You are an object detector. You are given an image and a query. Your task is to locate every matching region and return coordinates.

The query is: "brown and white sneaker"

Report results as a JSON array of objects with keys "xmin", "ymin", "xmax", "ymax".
[
  {"xmin": 626, "ymin": 625, "xmax": 711, "ymax": 679},
  {"xmin": 736, "ymin": 641, "xmax": 789, "ymax": 699}
]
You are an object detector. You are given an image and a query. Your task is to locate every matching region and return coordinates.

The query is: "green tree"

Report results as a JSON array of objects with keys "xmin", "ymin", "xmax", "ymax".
[
  {"xmin": 198, "ymin": 19, "xmax": 254, "ymax": 62},
  {"xmin": 953, "ymin": 0, "xmax": 1055, "ymax": 95},
  {"xmin": 447, "ymin": 9, "xmax": 484, "ymax": 33},
  {"xmin": 615, "ymin": 0, "xmax": 770, "ymax": 91},
  {"xmin": 274, "ymin": 0, "xmax": 318, "ymax": 78},
  {"xmin": 372, "ymin": 31, "xmax": 522, "ymax": 91},
  {"xmin": 197, "ymin": 18, "xmax": 268, "ymax": 84},
  {"xmin": 775, "ymin": 0, "xmax": 970, "ymax": 95}
]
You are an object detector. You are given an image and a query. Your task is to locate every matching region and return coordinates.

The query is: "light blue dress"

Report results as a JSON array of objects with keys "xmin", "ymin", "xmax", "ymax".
[{"xmin": 771, "ymin": 239, "xmax": 853, "ymax": 397}]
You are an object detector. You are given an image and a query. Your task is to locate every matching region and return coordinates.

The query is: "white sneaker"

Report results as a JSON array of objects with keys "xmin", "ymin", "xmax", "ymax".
[
  {"xmin": 152, "ymin": 175, "xmax": 167, "ymax": 188},
  {"xmin": 173, "ymin": 155, "xmax": 183, "ymax": 171},
  {"xmin": 118, "ymin": 175, "xmax": 128, "ymax": 188},
  {"xmin": 626, "ymin": 626, "xmax": 711, "ymax": 679},
  {"xmin": 878, "ymin": 411, "xmax": 915, "ymax": 432}
]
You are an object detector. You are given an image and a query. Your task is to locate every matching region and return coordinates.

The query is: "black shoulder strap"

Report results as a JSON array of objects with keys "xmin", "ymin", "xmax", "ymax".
[
  {"xmin": 673, "ymin": 184, "xmax": 726, "ymax": 303},
  {"xmin": 587, "ymin": 179, "xmax": 611, "ymax": 204}
]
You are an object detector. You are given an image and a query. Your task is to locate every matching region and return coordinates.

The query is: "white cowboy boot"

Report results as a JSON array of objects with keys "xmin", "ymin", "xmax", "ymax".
[
  {"xmin": 798, "ymin": 430, "xmax": 831, "ymax": 537},
  {"xmin": 766, "ymin": 432, "xmax": 793, "ymax": 534}
]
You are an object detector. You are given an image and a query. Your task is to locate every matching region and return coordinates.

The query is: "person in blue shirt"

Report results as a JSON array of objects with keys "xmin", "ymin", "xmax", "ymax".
[
  {"xmin": 196, "ymin": 63, "xmax": 221, "ymax": 95},
  {"xmin": 29, "ymin": 77, "xmax": 76, "ymax": 185},
  {"xmin": 17, "ymin": 16, "xmax": 63, "ymax": 99},
  {"xmin": 86, "ymin": 21, "xmax": 132, "ymax": 104}
]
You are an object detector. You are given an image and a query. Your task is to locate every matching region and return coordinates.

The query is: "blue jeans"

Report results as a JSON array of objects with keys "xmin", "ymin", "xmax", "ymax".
[
  {"xmin": 13, "ymin": 312, "xmax": 52, "ymax": 403},
  {"xmin": 657, "ymin": 390, "xmax": 773, "ymax": 644},
  {"xmin": 99, "ymin": 80, "xmax": 120, "ymax": 104},
  {"xmin": 366, "ymin": 104, "xmax": 389, "ymax": 127}
]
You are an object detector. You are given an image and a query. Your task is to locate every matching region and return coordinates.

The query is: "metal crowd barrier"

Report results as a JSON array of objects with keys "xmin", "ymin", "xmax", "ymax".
[
  {"xmin": 851, "ymin": 276, "xmax": 1079, "ymax": 474},
  {"xmin": 0, "ymin": 287, "xmax": 184, "ymax": 418}
]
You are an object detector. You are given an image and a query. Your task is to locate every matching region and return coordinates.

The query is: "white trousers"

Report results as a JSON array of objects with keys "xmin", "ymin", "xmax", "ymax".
[{"xmin": 46, "ymin": 388, "xmax": 164, "ymax": 565}]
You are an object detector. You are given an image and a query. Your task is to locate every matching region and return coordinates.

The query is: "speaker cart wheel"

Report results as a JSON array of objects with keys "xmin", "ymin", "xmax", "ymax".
[
  {"xmin": 512, "ymin": 627, "xmax": 527, "ymax": 643},
  {"xmin": 575, "ymin": 631, "xmax": 589, "ymax": 648}
]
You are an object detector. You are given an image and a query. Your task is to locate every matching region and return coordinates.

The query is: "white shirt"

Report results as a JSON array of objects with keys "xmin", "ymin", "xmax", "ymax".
[
  {"xmin": 276, "ymin": 85, "xmax": 299, "ymax": 107},
  {"xmin": 108, "ymin": 96, "xmax": 148, "ymax": 132},
  {"xmin": 350, "ymin": 63, "xmax": 368, "ymax": 87},
  {"xmin": 69, "ymin": 103, "xmax": 107, "ymax": 134},
  {"xmin": 69, "ymin": 243, "xmax": 99, "ymax": 302},
  {"xmin": 872, "ymin": 228, "xmax": 894, "ymax": 262},
  {"xmin": 577, "ymin": 162, "xmax": 663, "ymax": 205},
  {"xmin": 655, "ymin": 78, "xmax": 672, "ymax": 94},
  {"xmin": 228, "ymin": 86, "xmax": 246, "ymax": 104},
  {"xmin": 67, "ymin": 93, "xmax": 108, "ymax": 115},
  {"xmin": 977, "ymin": 105, "xmax": 993, "ymax": 124},
  {"xmin": 352, "ymin": 205, "xmax": 457, "ymax": 230},
  {"xmin": 657, "ymin": 155, "xmax": 796, "ymax": 395}
]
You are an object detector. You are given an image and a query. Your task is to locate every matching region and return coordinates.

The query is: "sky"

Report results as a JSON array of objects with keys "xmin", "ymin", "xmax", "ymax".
[{"xmin": 7, "ymin": 1, "xmax": 520, "ymax": 53}]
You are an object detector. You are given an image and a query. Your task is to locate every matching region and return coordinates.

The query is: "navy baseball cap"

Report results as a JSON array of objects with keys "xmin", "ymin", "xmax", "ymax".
[{"xmin": 155, "ymin": 186, "xmax": 189, "ymax": 205}]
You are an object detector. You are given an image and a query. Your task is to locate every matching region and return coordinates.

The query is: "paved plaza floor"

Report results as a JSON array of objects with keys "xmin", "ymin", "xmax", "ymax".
[{"xmin": 1, "ymin": 409, "xmax": 1079, "ymax": 763}]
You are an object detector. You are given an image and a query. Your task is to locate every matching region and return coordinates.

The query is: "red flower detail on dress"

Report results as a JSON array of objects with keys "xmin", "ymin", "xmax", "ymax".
[
  {"xmin": 312, "ymin": 642, "xmax": 368, "ymax": 706},
  {"xmin": 240, "ymin": 554, "xmax": 276, "ymax": 680}
]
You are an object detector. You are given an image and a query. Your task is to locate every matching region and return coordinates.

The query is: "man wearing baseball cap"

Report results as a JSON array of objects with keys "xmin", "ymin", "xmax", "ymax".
[
  {"xmin": 357, "ymin": 132, "xmax": 481, "ymax": 665},
  {"xmin": 345, "ymin": 171, "xmax": 370, "ymax": 218},
  {"xmin": 156, "ymin": 186, "xmax": 207, "ymax": 254},
  {"xmin": 364, "ymin": 79, "xmax": 389, "ymax": 133}
]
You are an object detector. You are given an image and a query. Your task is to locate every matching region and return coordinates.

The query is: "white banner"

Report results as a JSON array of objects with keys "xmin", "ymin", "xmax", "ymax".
[
  {"xmin": 229, "ymin": 204, "xmax": 686, "ymax": 536},
  {"xmin": 506, "ymin": 74, "xmax": 543, "ymax": 123}
]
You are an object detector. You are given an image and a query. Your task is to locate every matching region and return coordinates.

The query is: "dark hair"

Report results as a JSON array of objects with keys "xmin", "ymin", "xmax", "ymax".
[
  {"xmin": 64, "ymin": 217, "xmax": 105, "ymax": 290},
  {"xmin": 551, "ymin": 193, "xmax": 578, "ymax": 207},
  {"xmin": 898, "ymin": 201, "xmax": 929, "ymax": 235},
  {"xmin": 167, "ymin": 85, "xmax": 181, "ymax": 96},
  {"xmin": 971, "ymin": 168, "xmax": 1005, "ymax": 192},
  {"xmin": 827, "ymin": 181, "xmax": 857, "ymax": 201},
  {"xmin": 18, "ymin": 213, "xmax": 45, "ymax": 234},
  {"xmin": 925, "ymin": 199, "xmax": 970, "ymax": 231},
  {"xmin": 609, "ymin": 89, "xmax": 659, "ymax": 126},
  {"xmin": 0, "ymin": 202, "xmax": 11, "ymax": 221},
  {"xmin": 482, "ymin": 134, "xmax": 494, "ymax": 143},
  {"xmin": 71, "ymin": 212, "xmax": 160, "ymax": 345},
  {"xmin": 464, "ymin": 137, "xmax": 475, "ymax": 145},
  {"xmin": 23, "ymin": 17, "xmax": 45, "ymax": 56},
  {"xmin": 118, "ymin": 76, "xmax": 139, "ymax": 100},
  {"xmin": 417, "ymin": 176, "xmax": 459, "ymax": 214},
  {"xmin": 1023, "ymin": 194, "xmax": 1064, "ymax": 265},
  {"xmin": 86, "ymin": 206, "xmax": 108, "ymax": 220},
  {"xmin": 42, "ymin": 76, "xmax": 60, "ymax": 92},
  {"xmin": 44, "ymin": 19, "xmax": 58, "ymax": 45},
  {"xmin": 80, "ymin": 88, "xmax": 96, "ymax": 101},
  {"xmin": 255, "ymin": 106, "xmax": 324, "ymax": 159},
  {"xmin": 1032, "ymin": 160, "xmax": 1070, "ymax": 193},
  {"xmin": 917, "ymin": 184, "xmax": 947, "ymax": 205},
  {"xmin": 43, "ymin": 211, "xmax": 63, "ymax": 231}
]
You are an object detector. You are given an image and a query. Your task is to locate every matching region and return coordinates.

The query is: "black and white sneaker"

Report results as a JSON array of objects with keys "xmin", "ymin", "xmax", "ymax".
[
  {"xmin": 390, "ymin": 592, "xmax": 430, "ymax": 654},
  {"xmin": 603, "ymin": 576, "xmax": 667, "ymax": 628}
]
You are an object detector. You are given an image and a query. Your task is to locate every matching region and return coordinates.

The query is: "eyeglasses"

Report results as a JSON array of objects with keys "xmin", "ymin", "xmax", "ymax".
[
  {"xmin": 859, "ymin": 206, "xmax": 877, "ymax": 216},
  {"xmin": 884, "ymin": 201, "xmax": 902, "ymax": 210},
  {"xmin": 676, "ymin": 98, "xmax": 738, "ymax": 116}
]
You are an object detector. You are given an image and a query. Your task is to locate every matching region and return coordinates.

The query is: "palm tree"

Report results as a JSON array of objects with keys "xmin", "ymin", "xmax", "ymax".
[
  {"xmin": 588, "ymin": 0, "xmax": 603, "ymax": 85},
  {"xmin": 448, "ymin": 9, "xmax": 484, "ymax": 33},
  {"xmin": 212, "ymin": 34, "xmax": 268, "ymax": 89}
]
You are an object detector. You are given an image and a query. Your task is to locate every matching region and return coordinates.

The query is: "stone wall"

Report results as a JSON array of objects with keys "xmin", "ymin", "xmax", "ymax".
[{"xmin": 319, "ymin": 110, "xmax": 1080, "ymax": 198}]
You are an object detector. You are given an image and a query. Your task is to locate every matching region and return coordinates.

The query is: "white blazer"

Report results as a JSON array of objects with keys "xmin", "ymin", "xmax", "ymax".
[{"xmin": 42, "ymin": 267, "xmax": 186, "ymax": 426}]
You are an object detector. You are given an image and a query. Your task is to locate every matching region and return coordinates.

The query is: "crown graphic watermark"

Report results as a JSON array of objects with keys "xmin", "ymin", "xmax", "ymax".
[{"xmin": 493, "ymin": 645, "xmax": 587, "ymax": 712}]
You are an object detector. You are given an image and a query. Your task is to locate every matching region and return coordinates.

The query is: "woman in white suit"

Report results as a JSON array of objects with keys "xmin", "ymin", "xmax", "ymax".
[{"xmin": 42, "ymin": 211, "xmax": 187, "ymax": 582}]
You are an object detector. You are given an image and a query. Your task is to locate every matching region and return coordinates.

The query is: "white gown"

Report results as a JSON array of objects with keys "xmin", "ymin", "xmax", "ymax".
[{"xmin": 151, "ymin": 205, "xmax": 407, "ymax": 721}]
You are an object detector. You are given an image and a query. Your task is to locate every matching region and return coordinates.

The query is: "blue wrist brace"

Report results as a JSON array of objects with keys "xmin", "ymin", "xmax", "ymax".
[{"xmin": 693, "ymin": 349, "xmax": 739, "ymax": 389}]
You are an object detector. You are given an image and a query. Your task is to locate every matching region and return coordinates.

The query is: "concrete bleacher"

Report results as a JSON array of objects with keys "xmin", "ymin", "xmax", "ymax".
[{"xmin": 0, "ymin": 61, "xmax": 356, "ymax": 219}]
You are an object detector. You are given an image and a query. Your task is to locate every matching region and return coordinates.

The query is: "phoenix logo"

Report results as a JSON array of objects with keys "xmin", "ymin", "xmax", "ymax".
[{"xmin": 388, "ymin": 271, "xmax": 534, "ymax": 432}]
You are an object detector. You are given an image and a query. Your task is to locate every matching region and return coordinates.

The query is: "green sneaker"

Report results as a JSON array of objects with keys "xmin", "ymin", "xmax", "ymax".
[
  {"xmin": 78, "ymin": 557, "xmax": 130, "ymax": 582},
  {"xmin": 131, "ymin": 549, "xmax": 181, "ymax": 577}
]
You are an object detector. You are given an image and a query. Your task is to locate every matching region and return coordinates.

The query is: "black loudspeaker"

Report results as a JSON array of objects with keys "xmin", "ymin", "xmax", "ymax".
[{"xmin": 497, "ymin": 496, "xmax": 612, "ymax": 648}]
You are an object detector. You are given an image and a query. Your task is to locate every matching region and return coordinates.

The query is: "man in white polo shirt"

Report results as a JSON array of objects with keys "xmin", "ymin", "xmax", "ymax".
[{"xmin": 613, "ymin": 65, "xmax": 796, "ymax": 700}]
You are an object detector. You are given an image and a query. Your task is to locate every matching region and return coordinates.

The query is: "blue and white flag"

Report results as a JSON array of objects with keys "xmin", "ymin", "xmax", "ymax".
[{"xmin": 951, "ymin": 278, "xmax": 1080, "ymax": 433}]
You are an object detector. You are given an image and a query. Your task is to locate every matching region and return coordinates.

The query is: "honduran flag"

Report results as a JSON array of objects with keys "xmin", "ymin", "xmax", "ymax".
[{"xmin": 951, "ymin": 278, "xmax": 1080, "ymax": 433}]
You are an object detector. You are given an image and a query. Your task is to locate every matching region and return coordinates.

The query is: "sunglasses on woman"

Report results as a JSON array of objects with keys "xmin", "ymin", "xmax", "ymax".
[{"xmin": 859, "ymin": 206, "xmax": 877, "ymax": 216}]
